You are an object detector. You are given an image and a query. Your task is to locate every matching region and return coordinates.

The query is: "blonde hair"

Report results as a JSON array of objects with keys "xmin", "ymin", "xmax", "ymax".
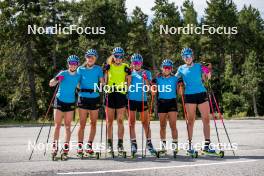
[{"xmin": 107, "ymin": 55, "xmax": 115, "ymax": 65}]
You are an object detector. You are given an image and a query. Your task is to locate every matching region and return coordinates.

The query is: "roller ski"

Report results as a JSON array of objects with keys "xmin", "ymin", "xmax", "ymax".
[
  {"xmin": 130, "ymin": 141, "xmax": 138, "ymax": 158},
  {"xmin": 60, "ymin": 143, "xmax": 69, "ymax": 161},
  {"xmin": 117, "ymin": 141, "xmax": 127, "ymax": 158},
  {"xmin": 186, "ymin": 148, "xmax": 198, "ymax": 158},
  {"xmin": 84, "ymin": 142, "xmax": 100, "ymax": 159},
  {"xmin": 76, "ymin": 143, "xmax": 84, "ymax": 159},
  {"xmin": 51, "ymin": 142, "xmax": 59, "ymax": 161},
  {"xmin": 146, "ymin": 141, "xmax": 158, "ymax": 157},
  {"xmin": 172, "ymin": 141, "xmax": 179, "ymax": 158},
  {"xmin": 157, "ymin": 141, "xmax": 167, "ymax": 158},
  {"xmin": 107, "ymin": 140, "xmax": 115, "ymax": 158},
  {"xmin": 186, "ymin": 142, "xmax": 198, "ymax": 158},
  {"xmin": 200, "ymin": 141, "xmax": 224, "ymax": 158}
]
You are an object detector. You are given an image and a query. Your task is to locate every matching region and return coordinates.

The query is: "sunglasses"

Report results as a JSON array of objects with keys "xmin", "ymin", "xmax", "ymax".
[
  {"xmin": 86, "ymin": 55, "xmax": 95, "ymax": 59},
  {"xmin": 132, "ymin": 61, "xmax": 142, "ymax": 66},
  {"xmin": 163, "ymin": 66, "xmax": 172, "ymax": 70},
  {"xmin": 68, "ymin": 61, "xmax": 78, "ymax": 66},
  {"xmin": 114, "ymin": 54, "xmax": 124, "ymax": 59},
  {"xmin": 182, "ymin": 55, "xmax": 193, "ymax": 60}
]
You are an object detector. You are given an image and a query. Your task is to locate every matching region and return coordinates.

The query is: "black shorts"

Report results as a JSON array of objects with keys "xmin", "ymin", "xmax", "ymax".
[
  {"xmin": 78, "ymin": 97, "xmax": 101, "ymax": 110},
  {"xmin": 128, "ymin": 100, "xmax": 148, "ymax": 112},
  {"xmin": 105, "ymin": 92, "xmax": 127, "ymax": 109},
  {"xmin": 184, "ymin": 92, "xmax": 208, "ymax": 104},
  {"xmin": 157, "ymin": 98, "xmax": 178, "ymax": 113},
  {"xmin": 53, "ymin": 98, "xmax": 75, "ymax": 112}
]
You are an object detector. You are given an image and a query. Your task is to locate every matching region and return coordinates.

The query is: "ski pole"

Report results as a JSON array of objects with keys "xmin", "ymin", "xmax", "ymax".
[
  {"xmin": 211, "ymin": 91, "xmax": 236, "ymax": 156},
  {"xmin": 29, "ymin": 83, "xmax": 59, "ymax": 160},
  {"xmin": 208, "ymin": 92, "xmax": 221, "ymax": 149},
  {"xmin": 141, "ymin": 77, "xmax": 145, "ymax": 158},
  {"xmin": 127, "ymin": 97, "xmax": 133, "ymax": 156},
  {"xmin": 179, "ymin": 84, "xmax": 192, "ymax": 146},
  {"xmin": 105, "ymin": 93, "xmax": 109, "ymax": 158}
]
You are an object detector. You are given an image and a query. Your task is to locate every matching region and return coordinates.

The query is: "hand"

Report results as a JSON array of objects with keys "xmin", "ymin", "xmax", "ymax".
[
  {"xmin": 202, "ymin": 65, "xmax": 210, "ymax": 74},
  {"xmin": 142, "ymin": 71, "xmax": 147, "ymax": 80},
  {"xmin": 56, "ymin": 75, "xmax": 64, "ymax": 82}
]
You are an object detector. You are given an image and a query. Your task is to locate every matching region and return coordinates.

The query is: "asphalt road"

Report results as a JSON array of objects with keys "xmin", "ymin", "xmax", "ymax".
[{"xmin": 0, "ymin": 120, "xmax": 263, "ymax": 176}]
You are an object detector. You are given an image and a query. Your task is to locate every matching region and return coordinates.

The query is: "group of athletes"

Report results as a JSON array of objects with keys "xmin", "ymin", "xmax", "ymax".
[{"xmin": 49, "ymin": 47, "xmax": 213, "ymax": 158}]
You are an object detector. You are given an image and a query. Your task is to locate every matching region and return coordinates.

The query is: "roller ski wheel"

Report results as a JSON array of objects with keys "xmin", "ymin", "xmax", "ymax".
[
  {"xmin": 95, "ymin": 152, "xmax": 100, "ymax": 159},
  {"xmin": 149, "ymin": 149, "xmax": 158, "ymax": 158},
  {"xmin": 131, "ymin": 151, "xmax": 137, "ymax": 159},
  {"xmin": 61, "ymin": 153, "xmax": 68, "ymax": 161},
  {"xmin": 77, "ymin": 152, "xmax": 84, "ymax": 159},
  {"xmin": 187, "ymin": 149, "xmax": 198, "ymax": 158},
  {"xmin": 117, "ymin": 150, "xmax": 127, "ymax": 158}
]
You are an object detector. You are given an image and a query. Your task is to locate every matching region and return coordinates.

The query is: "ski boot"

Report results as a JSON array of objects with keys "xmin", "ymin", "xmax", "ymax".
[
  {"xmin": 157, "ymin": 141, "xmax": 167, "ymax": 158},
  {"xmin": 147, "ymin": 140, "xmax": 158, "ymax": 158},
  {"xmin": 131, "ymin": 141, "xmax": 138, "ymax": 159},
  {"xmin": 186, "ymin": 141, "xmax": 198, "ymax": 158},
  {"xmin": 172, "ymin": 141, "xmax": 178, "ymax": 158},
  {"xmin": 107, "ymin": 140, "xmax": 115, "ymax": 158},
  {"xmin": 117, "ymin": 139, "xmax": 126, "ymax": 158},
  {"xmin": 77, "ymin": 142, "xmax": 84, "ymax": 159},
  {"xmin": 61, "ymin": 143, "xmax": 69, "ymax": 161},
  {"xmin": 84, "ymin": 142, "xmax": 100, "ymax": 159},
  {"xmin": 201, "ymin": 140, "xmax": 224, "ymax": 158},
  {"xmin": 51, "ymin": 142, "xmax": 58, "ymax": 161}
]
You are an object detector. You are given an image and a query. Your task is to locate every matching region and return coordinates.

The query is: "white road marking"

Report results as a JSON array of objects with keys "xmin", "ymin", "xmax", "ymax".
[{"xmin": 57, "ymin": 159, "xmax": 257, "ymax": 175}]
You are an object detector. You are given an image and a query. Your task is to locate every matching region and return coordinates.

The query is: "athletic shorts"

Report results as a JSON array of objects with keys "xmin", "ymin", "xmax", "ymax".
[
  {"xmin": 77, "ymin": 97, "xmax": 101, "ymax": 110},
  {"xmin": 157, "ymin": 98, "xmax": 178, "ymax": 113},
  {"xmin": 105, "ymin": 92, "xmax": 127, "ymax": 109},
  {"xmin": 184, "ymin": 92, "xmax": 208, "ymax": 104},
  {"xmin": 53, "ymin": 98, "xmax": 75, "ymax": 112},
  {"xmin": 127, "ymin": 100, "xmax": 148, "ymax": 112}
]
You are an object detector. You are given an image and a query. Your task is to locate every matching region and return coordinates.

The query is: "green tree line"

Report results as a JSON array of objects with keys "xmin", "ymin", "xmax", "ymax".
[{"xmin": 0, "ymin": 0, "xmax": 263, "ymax": 121}]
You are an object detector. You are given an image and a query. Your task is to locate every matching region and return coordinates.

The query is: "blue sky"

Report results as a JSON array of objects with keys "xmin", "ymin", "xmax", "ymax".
[{"xmin": 126, "ymin": 0, "xmax": 264, "ymax": 20}]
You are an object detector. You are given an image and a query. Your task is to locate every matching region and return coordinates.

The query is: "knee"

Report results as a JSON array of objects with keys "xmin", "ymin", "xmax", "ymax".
[
  {"xmin": 64, "ymin": 124, "xmax": 71, "ymax": 131},
  {"xmin": 117, "ymin": 118, "xmax": 123, "ymax": 125},
  {"xmin": 160, "ymin": 123, "xmax": 166, "ymax": 130},
  {"xmin": 90, "ymin": 120, "xmax": 97, "ymax": 127},
  {"xmin": 79, "ymin": 122, "xmax": 86, "ymax": 130},
  {"xmin": 55, "ymin": 124, "xmax": 61, "ymax": 131}
]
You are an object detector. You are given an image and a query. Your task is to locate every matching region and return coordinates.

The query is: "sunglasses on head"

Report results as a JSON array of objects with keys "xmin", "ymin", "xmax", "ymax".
[
  {"xmin": 182, "ymin": 55, "xmax": 193, "ymax": 60},
  {"xmin": 132, "ymin": 61, "xmax": 142, "ymax": 66},
  {"xmin": 68, "ymin": 61, "xmax": 78, "ymax": 66},
  {"xmin": 163, "ymin": 66, "xmax": 172, "ymax": 70},
  {"xmin": 114, "ymin": 54, "xmax": 124, "ymax": 59}
]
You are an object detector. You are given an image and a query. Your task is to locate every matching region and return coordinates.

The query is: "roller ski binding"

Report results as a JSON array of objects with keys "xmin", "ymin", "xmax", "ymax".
[
  {"xmin": 77, "ymin": 142, "xmax": 84, "ymax": 159},
  {"xmin": 61, "ymin": 143, "xmax": 69, "ymax": 161}
]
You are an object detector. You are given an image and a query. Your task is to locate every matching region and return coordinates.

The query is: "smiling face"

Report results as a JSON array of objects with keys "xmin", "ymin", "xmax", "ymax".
[
  {"xmin": 183, "ymin": 55, "xmax": 194, "ymax": 65},
  {"xmin": 113, "ymin": 54, "xmax": 124, "ymax": 65},
  {"xmin": 68, "ymin": 61, "xmax": 78, "ymax": 72},
  {"xmin": 86, "ymin": 56, "xmax": 96, "ymax": 66},
  {"xmin": 132, "ymin": 61, "xmax": 142, "ymax": 71},
  {"xmin": 162, "ymin": 66, "xmax": 172, "ymax": 76}
]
